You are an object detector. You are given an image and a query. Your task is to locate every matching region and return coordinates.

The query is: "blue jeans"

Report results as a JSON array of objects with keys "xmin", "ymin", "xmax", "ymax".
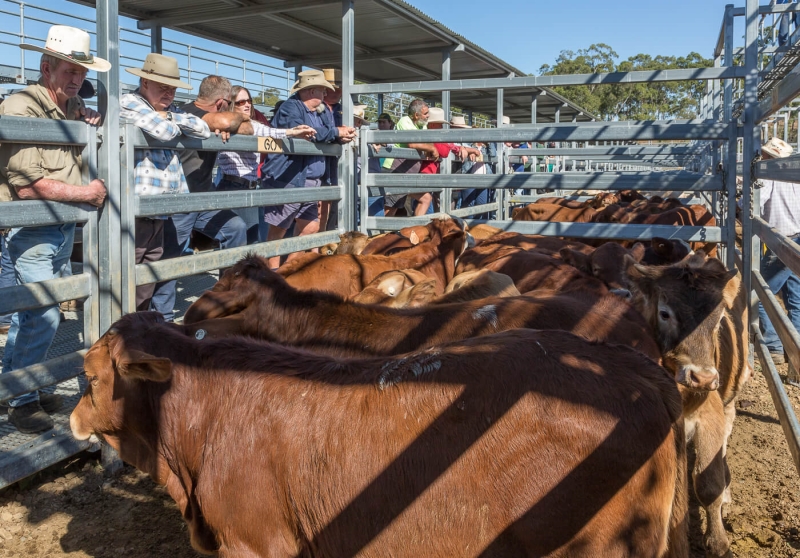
[
  {"xmin": 2, "ymin": 224, "xmax": 74, "ymax": 407},
  {"xmin": 758, "ymin": 236, "xmax": 800, "ymax": 353},
  {"xmin": 150, "ymin": 211, "xmax": 247, "ymax": 321},
  {"xmin": 0, "ymin": 235, "xmax": 14, "ymax": 326}
]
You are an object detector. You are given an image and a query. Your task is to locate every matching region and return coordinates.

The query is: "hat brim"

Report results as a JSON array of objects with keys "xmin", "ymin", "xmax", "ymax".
[
  {"xmin": 450, "ymin": 123, "xmax": 472, "ymax": 128},
  {"xmin": 290, "ymin": 79, "xmax": 335, "ymax": 96},
  {"xmin": 21, "ymin": 44, "xmax": 111, "ymax": 72},
  {"xmin": 126, "ymin": 68, "xmax": 192, "ymax": 90},
  {"xmin": 763, "ymin": 146, "xmax": 793, "ymax": 158}
]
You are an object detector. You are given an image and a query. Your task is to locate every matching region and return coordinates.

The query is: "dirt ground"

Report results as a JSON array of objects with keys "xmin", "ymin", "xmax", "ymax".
[{"xmin": 0, "ymin": 361, "xmax": 798, "ymax": 557}]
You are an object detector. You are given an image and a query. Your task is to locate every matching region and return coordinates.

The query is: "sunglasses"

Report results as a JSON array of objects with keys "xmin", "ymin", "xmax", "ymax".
[{"xmin": 234, "ymin": 99, "xmax": 253, "ymax": 106}]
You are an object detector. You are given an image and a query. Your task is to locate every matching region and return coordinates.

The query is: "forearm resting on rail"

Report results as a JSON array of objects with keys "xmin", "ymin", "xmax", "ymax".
[{"xmin": 15, "ymin": 178, "xmax": 107, "ymax": 207}]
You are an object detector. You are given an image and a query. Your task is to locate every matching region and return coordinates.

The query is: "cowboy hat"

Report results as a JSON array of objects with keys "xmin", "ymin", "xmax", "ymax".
[
  {"xmin": 490, "ymin": 116, "xmax": 511, "ymax": 126},
  {"xmin": 762, "ymin": 137, "xmax": 794, "ymax": 158},
  {"xmin": 20, "ymin": 25, "xmax": 110, "ymax": 72},
  {"xmin": 289, "ymin": 70, "xmax": 335, "ymax": 96},
  {"xmin": 450, "ymin": 115, "xmax": 471, "ymax": 128},
  {"xmin": 126, "ymin": 53, "xmax": 192, "ymax": 90},
  {"xmin": 354, "ymin": 104, "xmax": 367, "ymax": 125},
  {"xmin": 427, "ymin": 107, "xmax": 448, "ymax": 125},
  {"xmin": 323, "ymin": 68, "xmax": 342, "ymax": 87}
]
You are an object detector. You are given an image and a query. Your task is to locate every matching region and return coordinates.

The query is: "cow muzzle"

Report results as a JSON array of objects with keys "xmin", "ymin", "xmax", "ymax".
[{"xmin": 676, "ymin": 364, "xmax": 720, "ymax": 391}]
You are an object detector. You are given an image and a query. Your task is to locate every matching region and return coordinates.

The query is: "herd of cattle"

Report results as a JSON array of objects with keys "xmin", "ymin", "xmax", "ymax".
[{"xmin": 69, "ymin": 191, "xmax": 750, "ymax": 557}]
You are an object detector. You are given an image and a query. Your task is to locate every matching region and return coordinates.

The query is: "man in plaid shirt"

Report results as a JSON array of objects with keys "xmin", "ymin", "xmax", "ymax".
[{"xmin": 120, "ymin": 53, "xmax": 210, "ymax": 311}]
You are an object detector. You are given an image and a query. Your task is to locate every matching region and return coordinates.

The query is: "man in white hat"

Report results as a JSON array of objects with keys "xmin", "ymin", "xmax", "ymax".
[
  {"xmin": 0, "ymin": 25, "xmax": 109, "ymax": 433},
  {"xmin": 120, "ymin": 53, "xmax": 212, "ymax": 313},
  {"xmin": 261, "ymin": 70, "xmax": 356, "ymax": 269},
  {"xmin": 757, "ymin": 137, "xmax": 800, "ymax": 365}
]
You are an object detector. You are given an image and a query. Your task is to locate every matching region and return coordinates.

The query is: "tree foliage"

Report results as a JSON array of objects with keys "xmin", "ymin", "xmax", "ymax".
[{"xmin": 538, "ymin": 44, "xmax": 713, "ymax": 121}]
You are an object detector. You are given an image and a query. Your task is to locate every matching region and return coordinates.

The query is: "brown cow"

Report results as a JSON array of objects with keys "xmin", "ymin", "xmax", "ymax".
[
  {"xmin": 533, "ymin": 197, "xmax": 588, "ymax": 209},
  {"xmin": 351, "ymin": 270, "xmax": 437, "ymax": 308},
  {"xmin": 278, "ymin": 217, "xmax": 471, "ymax": 297},
  {"xmin": 456, "ymin": 245, "xmax": 609, "ymax": 296},
  {"xmin": 183, "ymin": 256, "xmax": 660, "ymax": 362},
  {"xmin": 465, "ymin": 223, "xmax": 503, "ymax": 241},
  {"xmin": 438, "ymin": 270, "xmax": 520, "ymax": 302},
  {"xmin": 627, "ymin": 255, "xmax": 751, "ymax": 557},
  {"xmin": 512, "ymin": 203, "xmax": 597, "ymax": 223},
  {"xmin": 641, "ymin": 237, "xmax": 693, "ymax": 266},
  {"xmin": 72, "ymin": 312, "xmax": 684, "ymax": 557},
  {"xmin": 560, "ymin": 242, "xmax": 646, "ymax": 293},
  {"xmin": 476, "ymin": 231, "xmax": 595, "ymax": 255}
]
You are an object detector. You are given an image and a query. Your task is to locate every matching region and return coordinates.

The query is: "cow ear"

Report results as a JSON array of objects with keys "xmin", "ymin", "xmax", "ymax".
[
  {"xmin": 184, "ymin": 290, "xmax": 254, "ymax": 323},
  {"xmin": 630, "ymin": 242, "xmax": 646, "ymax": 262},
  {"xmin": 116, "ymin": 350, "xmax": 172, "ymax": 383},
  {"xmin": 722, "ymin": 270, "xmax": 741, "ymax": 308},
  {"xmin": 559, "ymin": 248, "xmax": 590, "ymax": 273}
]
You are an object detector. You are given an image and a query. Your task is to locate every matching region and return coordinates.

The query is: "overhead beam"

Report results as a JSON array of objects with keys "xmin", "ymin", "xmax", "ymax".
[
  {"xmin": 137, "ymin": 0, "xmax": 340, "ymax": 29},
  {"xmin": 351, "ymin": 67, "xmax": 748, "ymax": 95},
  {"xmin": 284, "ymin": 43, "xmax": 463, "ymax": 67}
]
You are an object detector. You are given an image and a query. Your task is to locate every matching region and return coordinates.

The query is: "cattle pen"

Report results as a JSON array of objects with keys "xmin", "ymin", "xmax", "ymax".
[{"xmin": 1, "ymin": 0, "xmax": 800, "ymax": 555}]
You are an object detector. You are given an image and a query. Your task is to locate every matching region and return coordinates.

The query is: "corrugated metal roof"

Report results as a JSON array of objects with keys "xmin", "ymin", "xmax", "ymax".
[{"xmin": 71, "ymin": 0, "xmax": 597, "ymax": 122}]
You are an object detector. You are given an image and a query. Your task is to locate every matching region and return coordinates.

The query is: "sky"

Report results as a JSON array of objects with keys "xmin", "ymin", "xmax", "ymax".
[{"xmin": 406, "ymin": 0, "xmax": 745, "ymax": 74}]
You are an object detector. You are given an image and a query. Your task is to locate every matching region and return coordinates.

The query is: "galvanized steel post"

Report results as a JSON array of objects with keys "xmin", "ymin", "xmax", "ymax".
[
  {"xmin": 339, "ymin": 0, "xmax": 356, "ymax": 231},
  {"xmin": 96, "ymin": 0, "xmax": 124, "ymax": 476},
  {"xmin": 742, "ymin": 0, "xmax": 760, "ymax": 327}
]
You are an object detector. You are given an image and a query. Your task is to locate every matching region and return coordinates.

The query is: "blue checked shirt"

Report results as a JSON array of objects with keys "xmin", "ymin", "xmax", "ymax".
[{"xmin": 120, "ymin": 91, "xmax": 210, "ymax": 196}]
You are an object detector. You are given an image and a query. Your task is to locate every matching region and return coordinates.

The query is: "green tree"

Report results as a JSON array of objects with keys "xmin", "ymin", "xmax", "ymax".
[
  {"xmin": 539, "ymin": 45, "xmax": 712, "ymax": 120},
  {"xmin": 252, "ymin": 87, "xmax": 281, "ymax": 108}
]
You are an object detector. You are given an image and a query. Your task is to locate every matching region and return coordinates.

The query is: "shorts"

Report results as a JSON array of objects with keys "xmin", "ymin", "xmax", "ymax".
[{"xmin": 262, "ymin": 178, "xmax": 321, "ymax": 229}]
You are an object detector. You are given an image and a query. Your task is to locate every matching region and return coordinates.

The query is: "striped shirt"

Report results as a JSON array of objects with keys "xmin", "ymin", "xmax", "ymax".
[
  {"xmin": 217, "ymin": 122, "xmax": 287, "ymax": 181},
  {"xmin": 120, "ymin": 92, "xmax": 210, "ymax": 196},
  {"xmin": 760, "ymin": 179, "xmax": 800, "ymax": 238}
]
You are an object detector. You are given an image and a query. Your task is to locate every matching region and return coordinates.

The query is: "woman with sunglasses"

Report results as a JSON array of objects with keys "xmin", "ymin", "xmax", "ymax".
[{"xmin": 216, "ymin": 86, "xmax": 316, "ymax": 241}]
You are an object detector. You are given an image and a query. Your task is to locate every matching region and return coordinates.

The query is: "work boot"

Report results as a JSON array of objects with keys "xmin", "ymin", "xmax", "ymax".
[
  {"xmin": 770, "ymin": 351, "xmax": 786, "ymax": 365},
  {"xmin": 8, "ymin": 401, "xmax": 54, "ymax": 434},
  {"xmin": 38, "ymin": 392, "xmax": 63, "ymax": 414}
]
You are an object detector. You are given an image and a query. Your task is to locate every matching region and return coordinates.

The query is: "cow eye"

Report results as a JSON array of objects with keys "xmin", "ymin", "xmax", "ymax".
[{"xmin": 658, "ymin": 310, "xmax": 671, "ymax": 321}]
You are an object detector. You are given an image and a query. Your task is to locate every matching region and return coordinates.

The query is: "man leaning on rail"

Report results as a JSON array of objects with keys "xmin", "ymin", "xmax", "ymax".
[
  {"xmin": 0, "ymin": 25, "xmax": 109, "ymax": 434},
  {"xmin": 756, "ymin": 137, "xmax": 800, "ymax": 367},
  {"xmin": 119, "ymin": 53, "xmax": 211, "ymax": 315}
]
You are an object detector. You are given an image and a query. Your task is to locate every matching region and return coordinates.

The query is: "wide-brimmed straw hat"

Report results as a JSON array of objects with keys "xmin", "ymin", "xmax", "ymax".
[
  {"xmin": 762, "ymin": 137, "xmax": 794, "ymax": 158},
  {"xmin": 126, "ymin": 53, "xmax": 192, "ymax": 90},
  {"xmin": 323, "ymin": 68, "xmax": 342, "ymax": 88},
  {"xmin": 289, "ymin": 70, "xmax": 335, "ymax": 96},
  {"xmin": 354, "ymin": 104, "xmax": 367, "ymax": 125},
  {"xmin": 450, "ymin": 115, "xmax": 471, "ymax": 128},
  {"xmin": 427, "ymin": 107, "xmax": 448, "ymax": 125},
  {"xmin": 20, "ymin": 25, "xmax": 110, "ymax": 72}
]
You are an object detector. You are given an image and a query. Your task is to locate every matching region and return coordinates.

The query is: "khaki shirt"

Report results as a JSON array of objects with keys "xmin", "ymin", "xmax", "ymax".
[{"xmin": 0, "ymin": 80, "xmax": 85, "ymax": 202}]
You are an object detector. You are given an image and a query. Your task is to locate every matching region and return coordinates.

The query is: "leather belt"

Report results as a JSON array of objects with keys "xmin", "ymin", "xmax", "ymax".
[{"xmin": 222, "ymin": 174, "xmax": 259, "ymax": 189}]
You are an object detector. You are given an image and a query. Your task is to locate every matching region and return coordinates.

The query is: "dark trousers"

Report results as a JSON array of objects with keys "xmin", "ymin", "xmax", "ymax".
[
  {"xmin": 135, "ymin": 218, "xmax": 165, "ymax": 312},
  {"xmin": 150, "ymin": 210, "xmax": 247, "ymax": 321}
]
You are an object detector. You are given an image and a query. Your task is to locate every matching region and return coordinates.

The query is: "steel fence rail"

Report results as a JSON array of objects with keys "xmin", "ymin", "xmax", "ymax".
[
  {"xmin": 349, "ymin": 67, "xmax": 750, "ymax": 95},
  {"xmin": 366, "ymin": 121, "xmax": 733, "ymax": 143},
  {"xmin": 136, "ymin": 231, "xmax": 342, "ymax": 285},
  {"xmin": 753, "ymin": 330, "xmax": 800, "ymax": 476},
  {"xmin": 366, "ymin": 171, "xmax": 724, "ymax": 191},
  {"xmin": 135, "ymin": 187, "xmax": 342, "ymax": 217}
]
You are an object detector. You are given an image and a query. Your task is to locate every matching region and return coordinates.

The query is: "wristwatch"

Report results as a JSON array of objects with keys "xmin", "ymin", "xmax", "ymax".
[{"xmin": 165, "ymin": 111, "xmax": 173, "ymax": 122}]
